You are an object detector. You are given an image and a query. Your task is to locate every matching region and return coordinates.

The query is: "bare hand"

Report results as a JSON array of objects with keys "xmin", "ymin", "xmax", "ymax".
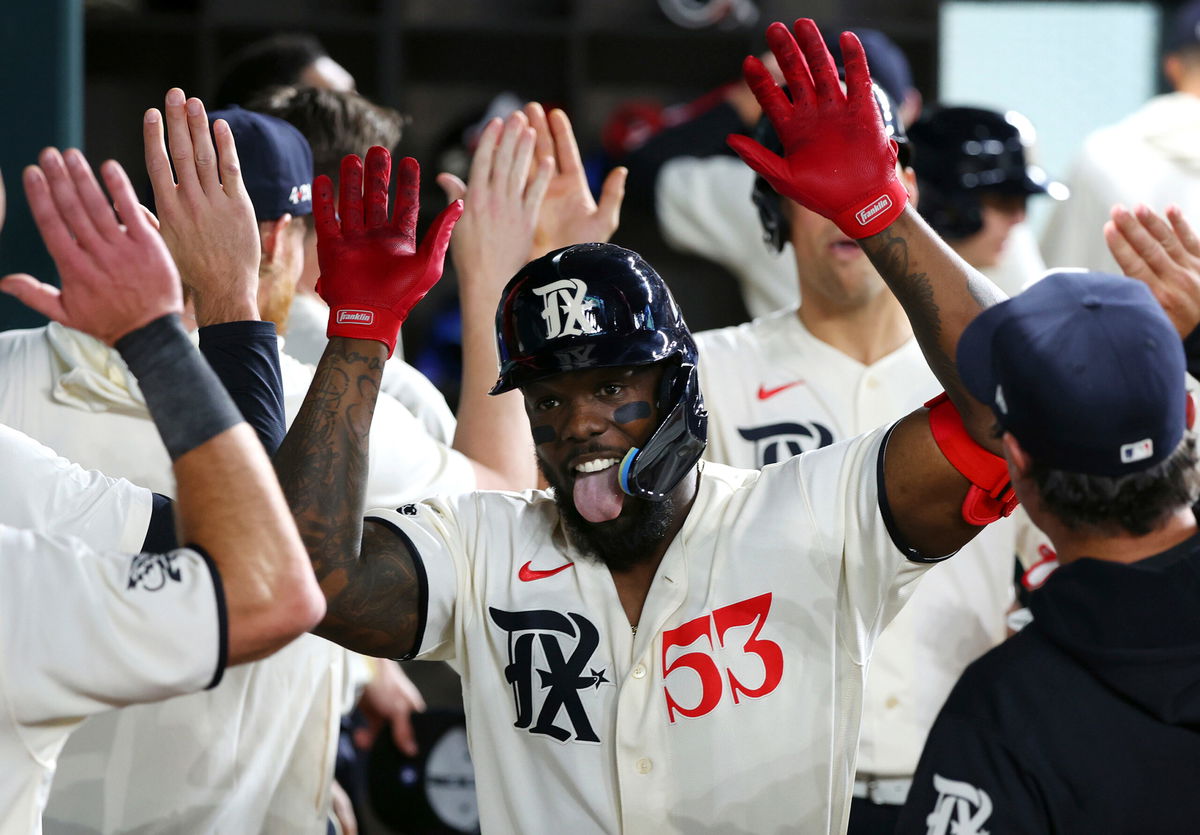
[
  {"xmin": 354, "ymin": 659, "xmax": 427, "ymax": 756},
  {"xmin": 0, "ymin": 148, "xmax": 182, "ymax": 344},
  {"xmin": 436, "ymin": 110, "xmax": 553, "ymax": 290},
  {"xmin": 524, "ymin": 102, "xmax": 626, "ymax": 260},
  {"xmin": 144, "ymin": 87, "xmax": 261, "ymax": 325},
  {"xmin": 1105, "ymin": 203, "xmax": 1200, "ymax": 337}
]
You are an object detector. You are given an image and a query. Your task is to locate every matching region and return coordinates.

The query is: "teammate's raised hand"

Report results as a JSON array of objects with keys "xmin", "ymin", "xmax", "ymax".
[
  {"xmin": 314, "ymin": 147, "xmax": 461, "ymax": 357},
  {"xmin": 1105, "ymin": 203, "xmax": 1200, "ymax": 338},
  {"xmin": 0, "ymin": 148, "xmax": 183, "ymax": 345},
  {"xmin": 436, "ymin": 111, "xmax": 553, "ymax": 291},
  {"xmin": 144, "ymin": 88, "xmax": 261, "ymax": 325},
  {"xmin": 727, "ymin": 18, "xmax": 907, "ymax": 239},
  {"xmin": 524, "ymin": 102, "xmax": 626, "ymax": 260}
]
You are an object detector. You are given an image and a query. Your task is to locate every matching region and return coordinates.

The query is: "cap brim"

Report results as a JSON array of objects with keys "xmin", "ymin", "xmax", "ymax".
[
  {"xmin": 1021, "ymin": 165, "xmax": 1069, "ymax": 200},
  {"xmin": 956, "ymin": 300, "xmax": 1015, "ymax": 411}
]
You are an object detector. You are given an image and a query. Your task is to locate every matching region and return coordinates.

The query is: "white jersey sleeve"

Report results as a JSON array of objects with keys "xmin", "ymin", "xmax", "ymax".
[
  {"xmin": 0, "ymin": 424, "xmax": 152, "ymax": 553},
  {"xmin": 0, "ymin": 528, "xmax": 225, "ymax": 725},
  {"xmin": 763, "ymin": 424, "xmax": 931, "ymax": 657}
]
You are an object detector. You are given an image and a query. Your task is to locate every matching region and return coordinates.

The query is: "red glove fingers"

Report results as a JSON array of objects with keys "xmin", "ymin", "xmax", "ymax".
[
  {"xmin": 727, "ymin": 18, "xmax": 908, "ymax": 239},
  {"xmin": 315, "ymin": 147, "xmax": 463, "ymax": 357}
]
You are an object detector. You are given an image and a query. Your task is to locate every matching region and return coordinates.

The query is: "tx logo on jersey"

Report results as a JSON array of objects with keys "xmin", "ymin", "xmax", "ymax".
[
  {"xmin": 490, "ymin": 608, "xmax": 612, "ymax": 744},
  {"xmin": 924, "ymin": 774, "xmax": 993, "ymax": 835},
  {"xmin": 738, "ymin": 421, "xmax": 834, "ymax": 466},
  {"xmin": 127, "ymin": 552, "xmax": 182, "ymax": 592},
  {"xmin": 533, "ymin": 279, "xmax": 599, "ymax": 340}
]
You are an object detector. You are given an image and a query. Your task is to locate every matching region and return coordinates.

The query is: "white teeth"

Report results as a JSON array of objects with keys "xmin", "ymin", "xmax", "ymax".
[{"xmin": 575, "ymin": 458, "xmax": 619, "ymax": 473}]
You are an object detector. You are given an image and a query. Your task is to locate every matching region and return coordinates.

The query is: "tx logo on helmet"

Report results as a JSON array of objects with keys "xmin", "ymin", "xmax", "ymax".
[
  {"xmin": 490, "ymin": 607, "xmax": 612, "ymax": 744},
  {"xmin": 533, "ymin": 279, "xmax": 599, "ymax": 340}
]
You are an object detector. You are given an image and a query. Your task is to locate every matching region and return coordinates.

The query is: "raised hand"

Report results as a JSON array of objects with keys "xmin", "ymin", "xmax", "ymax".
[
  {"xmin": 0, "ymin": 148, "xmax": 183, "ymax": 345},
  {"xmin": 315, "ymin": 146, "xmax": 461, "ymax": 357},
  {"xmin": 1105, "ymin": 203, "xmax": 1200, "ymax": 338},
  {"xmin": 144, "ymin": 87, "xmax": 261, "ymax": 325},
  {"xmin": 434, "ymin": 110, "xmax": 551, "ymax": 491},
  {"xmin": 726, "ymin": 18, "xmax": 907, "ymax": 239},
  {"xmin": 524, "ymin": 102, "xmax": 626, "ymax": 260},
  {"xmin": 436, "ymin": 110, "xmax": 553, "ymax": 290}
]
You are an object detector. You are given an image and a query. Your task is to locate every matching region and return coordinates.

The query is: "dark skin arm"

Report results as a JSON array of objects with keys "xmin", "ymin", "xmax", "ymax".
[
  {"xmin": 273, "ymin": 146, "xmax": 460, "ymax": 659},
  {"xmin": 274, "ymin": 336, "xmax": 423, "ymax": 658},
  {"xmin": 730, "ymin": 21, "xmax": 1007, "ymax": 557},
  {"xmin": 866, "ymin": 207, "xmax": 1007, "ymax": 557}
]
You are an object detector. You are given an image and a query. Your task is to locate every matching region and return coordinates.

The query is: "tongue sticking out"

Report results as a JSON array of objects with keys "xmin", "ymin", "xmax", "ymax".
[{"xmin": 573, "ymin": 465, "xmax": 625, "ymax": 523}]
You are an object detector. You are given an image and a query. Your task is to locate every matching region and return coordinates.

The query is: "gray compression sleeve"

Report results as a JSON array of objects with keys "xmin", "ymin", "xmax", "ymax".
[{"xmin": 115, "ymin": 313, "xmax": 243, "ymax": 460}]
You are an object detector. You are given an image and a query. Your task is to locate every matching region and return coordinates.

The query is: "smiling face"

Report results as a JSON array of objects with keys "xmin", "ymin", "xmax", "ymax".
[{"xmin": 523, "ymin": 363, "xmax": 681, "ymax": 571}]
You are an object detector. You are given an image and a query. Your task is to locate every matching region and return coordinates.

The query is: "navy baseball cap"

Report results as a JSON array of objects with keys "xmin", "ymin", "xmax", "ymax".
[
  {"xmin": 957, "ymin": 271, "xmax": 1187, "ymax": 477},
  {"xmin": 823, "ymin": 28, "xmax": 914, "ymax": 109},
  {"xmin": 209, "ymin": 106, "xmax": 313, "ymax": 220}
]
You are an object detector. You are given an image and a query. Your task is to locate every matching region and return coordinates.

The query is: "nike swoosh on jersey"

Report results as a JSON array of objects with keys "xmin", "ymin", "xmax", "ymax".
[
  {"xmin": 757, "ymin": 380, "xmax": 805, "ymax": 400},
  {"xmin": 518, "ymin": 560, "xmax": 575, "ymax": 582}
]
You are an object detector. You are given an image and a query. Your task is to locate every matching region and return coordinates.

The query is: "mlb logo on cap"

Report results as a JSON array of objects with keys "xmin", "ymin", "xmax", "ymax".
[
  {"xmin": 1120, "ymin": 439, "xmax": 1154, "ymax": 464},
  {"xmin": 957, "ymin": 271, "xmax": 1187, "ymax": 477}
]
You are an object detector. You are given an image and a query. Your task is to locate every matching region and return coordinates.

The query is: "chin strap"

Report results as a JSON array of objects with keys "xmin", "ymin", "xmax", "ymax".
[{"xmin": 925, "ymin": 392, "xmax": 1019, "ymax": 526}]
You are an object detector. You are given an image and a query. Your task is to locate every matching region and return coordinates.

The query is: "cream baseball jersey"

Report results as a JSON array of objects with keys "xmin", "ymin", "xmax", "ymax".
[
  {"xmin": 0, "ymin": 324, "xmax": 467, "ymax": 830},
  {"xmin": 694, "ymin": 309, "xmax": 937, "ymax": 469},
  {"xmin": 0, "ymin": 529, "xmax": 223, "ymax": 835},
  {"xmin": 695, "ymin": 310, "xmax": 1016, "ymax": 777},
  {"xmin": 370, "ymin": 424, "xmax": 929, "ymax": 834},
  {"xmin": 0, "ymin": 424, "xmax": 150, "ymax": 553}
]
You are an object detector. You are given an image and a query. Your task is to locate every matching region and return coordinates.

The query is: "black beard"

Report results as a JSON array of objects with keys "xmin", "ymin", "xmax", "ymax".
[{"xmin": 541, "ymin": 459, "xmax": 675, "ymax": 572}]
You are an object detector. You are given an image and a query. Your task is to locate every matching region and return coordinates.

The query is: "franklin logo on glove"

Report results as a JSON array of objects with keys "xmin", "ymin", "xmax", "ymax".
[
  {"xmin": 856, "ymin": 195, "xmax": 893, "ymax": 227},
  {"xmin": 336, "ymin": 310, "xmax": 375, "ymax": 325}
]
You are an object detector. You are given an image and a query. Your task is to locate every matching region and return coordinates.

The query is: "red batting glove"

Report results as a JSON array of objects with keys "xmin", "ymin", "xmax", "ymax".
[
  {"xmin": 314, "ymin": 146, "xmax": 463, "ymax": 357},
  {"xmin": 727, "ymin": 19, "xmax": 908, "ymax": 239}
]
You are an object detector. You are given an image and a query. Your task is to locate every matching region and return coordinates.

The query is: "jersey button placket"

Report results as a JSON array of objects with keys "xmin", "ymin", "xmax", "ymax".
[
  {"xmin": 635, "ymin": 757, "xmax": 653, "ymax": 774},
  {"xmin": 632, "ymin": 663, "xmax": 647, "ymax": 679}
]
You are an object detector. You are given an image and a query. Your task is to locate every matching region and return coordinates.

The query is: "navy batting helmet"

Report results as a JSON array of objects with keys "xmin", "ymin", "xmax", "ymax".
[
  {"xmin": 908, "ymin": 106, "xmax": 1067, "ymax": 240},
  {"xmin": 752, "ymin": 83, "xmax": 909, "ymax": 253},
  {"xmin": 490, "ymin": 243, "xmax": 707, "ymax": 502}
]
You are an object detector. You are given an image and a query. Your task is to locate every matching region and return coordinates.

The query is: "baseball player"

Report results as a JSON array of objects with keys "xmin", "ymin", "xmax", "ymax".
[
  {"xmin": 271, "ymin": 19, "xmax": 1022, "ymax": 833},
  {"xmin": 693, "ymin": 88, "xmax": 1016, "ymax": 833},
  {"xmin": 13, "ymin": 92, "xmax": 475, "ymax": 833},
  {"xmin": 907, "ymin": 105, "xmax": 1065, "ymax": 295},
  {"xmin": 0, "ymin": 144, "xmax": 323, "ymax": 833},
  {"xmin": 896, "ymin": 232, "xmax": 1200, "ymax": 833}
]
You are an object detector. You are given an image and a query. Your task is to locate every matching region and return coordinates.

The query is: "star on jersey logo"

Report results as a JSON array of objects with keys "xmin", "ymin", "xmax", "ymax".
[{"xmin": 588, "ymin": 668, "xmax": 609, "ymax": 688}]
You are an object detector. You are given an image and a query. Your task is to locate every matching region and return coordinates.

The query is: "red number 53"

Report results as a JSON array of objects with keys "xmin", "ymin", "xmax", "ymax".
[{"xmin": 660, "ymin": 592, "xmax": 784, "ymax": 723}]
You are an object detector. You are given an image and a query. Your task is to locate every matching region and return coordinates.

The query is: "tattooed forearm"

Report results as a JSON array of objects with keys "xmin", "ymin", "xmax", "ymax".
[
  {"xmin": 275, "ymin": 338, "xmax": 421, "ymax": 657},
  {"xmin": 859, "ymin": 216, "xmax": 998, "ymax": 406}
]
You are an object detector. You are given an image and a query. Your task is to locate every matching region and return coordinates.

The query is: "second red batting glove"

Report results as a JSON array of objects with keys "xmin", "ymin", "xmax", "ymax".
[
  {"xmin": 727, "ymin": 19, "xmax": 908, "ymax": 239},
  {"xmin": 314, "ymin": 147, "xmax": 463, "ymax": 357}
]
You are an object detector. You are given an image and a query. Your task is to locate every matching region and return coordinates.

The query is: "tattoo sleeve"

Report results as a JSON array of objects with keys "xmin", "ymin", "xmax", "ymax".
[
  {"xmin": 859, "ymin": 208, "xmax": 1006, "ymax": 438},
  {"xmin": 274, "ymin": 337, "xmax": 422, "ymax": 657}
]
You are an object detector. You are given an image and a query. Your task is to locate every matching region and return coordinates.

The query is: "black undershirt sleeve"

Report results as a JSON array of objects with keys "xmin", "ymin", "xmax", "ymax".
[{"xmin": 139, "ymin": 320, "xmax": 287, "ymax": 553}]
